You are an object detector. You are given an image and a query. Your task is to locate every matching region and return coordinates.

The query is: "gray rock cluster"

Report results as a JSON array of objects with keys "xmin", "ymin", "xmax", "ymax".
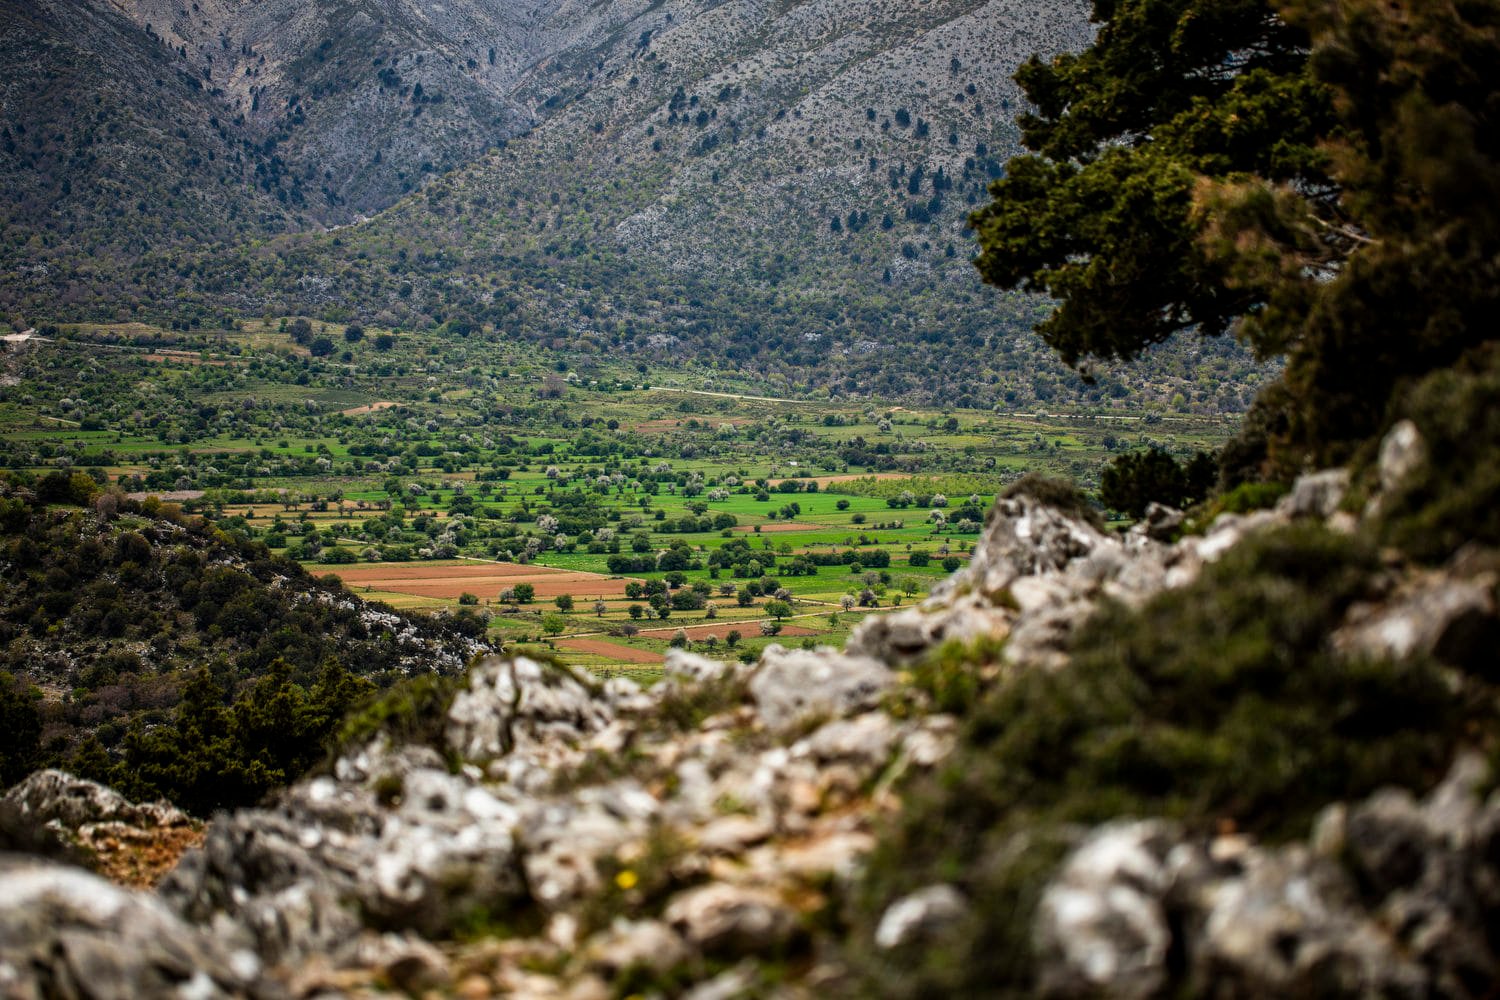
[
  {"xmin": 3, "ymin": 768, "xmax": 190, "ymax": 834},
  {"xmin": 0, "ymin": 857, "xmax": 269, "ymax": 999},
  {"xmin": 1035, "ymin": 754, "xmax": 1500, "ymax": 998},
  {"xmin": 136, "ymin": 648, "xmax": 951, "ymax": 994}
]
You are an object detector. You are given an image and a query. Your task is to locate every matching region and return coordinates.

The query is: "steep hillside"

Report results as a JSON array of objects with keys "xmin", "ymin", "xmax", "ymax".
[
  {"xmin": 0, "ymin": 0, "xmax": 298, "ymax": 318},
  {"xmin": 0, "ymin": 473, "xmax": 487, "ymax": 808},
  {"xmin": 105, "ymin": 0, "xmax": 543, "ymax": 216},
  {"xmin": 1, "ymin": 0, "xmax": 1253, "ymax": 413}
]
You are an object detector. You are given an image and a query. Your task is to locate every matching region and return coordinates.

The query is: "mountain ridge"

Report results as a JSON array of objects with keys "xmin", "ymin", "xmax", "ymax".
[{"xmin": 1, "ymin": 0, "xmax": 1199, "ymax": 416}]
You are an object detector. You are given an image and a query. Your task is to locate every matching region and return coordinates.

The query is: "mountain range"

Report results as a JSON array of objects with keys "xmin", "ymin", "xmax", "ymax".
[{"xmin": 1, "ymin": 0, "xmax": 1261, "ymax": 410}]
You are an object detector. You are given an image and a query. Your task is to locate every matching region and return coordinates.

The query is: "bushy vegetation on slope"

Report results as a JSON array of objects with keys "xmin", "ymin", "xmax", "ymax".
[
  {"xmin": 852, "ymin": 523, "xmax": 1491, "ymax": 996},
  {"xmin": 838, "ymin": 0, "xmax": 1500, "ymax": 992},
  {"xmin": 0, "ymin": 471, "xmax": 483, "ymax": 808}
]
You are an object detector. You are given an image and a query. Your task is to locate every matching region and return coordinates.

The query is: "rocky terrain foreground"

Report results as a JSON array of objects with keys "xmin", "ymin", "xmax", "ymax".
[{"xmin": 3, "ymin": 421, "xmax": 1499, "ymax": 998}]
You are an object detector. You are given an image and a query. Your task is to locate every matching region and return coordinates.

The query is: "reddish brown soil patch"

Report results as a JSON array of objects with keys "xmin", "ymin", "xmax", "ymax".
[
  {"xmin": 86, "ymin": 823, "xmax": 206, "ymax": 888},
  {"xmin": 767, "ymin": 472, "xmax": 908, "ymax": 487},
  {"xmin": 734, "ymin": 521, "xmax": 830, "ymax": 533},
  {"xmin": 557, "ymin": 639, "xmax": 664, "ymax": 663},
  {"xmin": 638, "ymin": 622, "xmax": 817, "ymax": 640},
  {"xmin": 330, "ymin": 562, "xmax": 638, "ymax": 600},
  {"xmin": 633, "ymin": 417, "xmax": 752, "ymax": 433}
]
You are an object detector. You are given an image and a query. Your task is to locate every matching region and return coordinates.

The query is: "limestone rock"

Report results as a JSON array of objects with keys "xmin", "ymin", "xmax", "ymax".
[
  {"xmin": 663, "ymin": 648, "xmax": 738, "ymax": 684},
  {"xmin": 1335, "ymin": 575, "xmax": 1499, "ymax": 669},
  {"xmin": 447, "ymin": 655, "xmax": 613, "ymax": 763},
  {"xmin": 2, "ymin": 770, "xmax": 190, "ymax": 831},
  {"xmin": 748, "ymin": 646, "xmax": 893, "ymax": 733},
  {"xmin": 663, "ymin": 883, "xmax": 797, "ymax": 955},
  {"xmin": 1133, "ymin": 502, "xmax": 1185, "ymax": 541},
  {"xmin": 790, "ymin": 712, "xmax": 902, "ymax": 774},
  {"xmin": 0, "ymin": 858, "xmax": 267, "ymax": 999},
  {"xmin": 1035, "ymin": 821, "xmax": 1176, "ymax": 999},
  {"xmin": 518, "ymin": 783, "xmax": 656, "ymax": 910},
  {"xmin": 0, "ymin": 770, "xmax": 201, "ymax": 885},
  {"xmin": 1188, "ymin": 846, "xmax": 1423, "ymax": 996},
  {"xmin": 164, "ymin": 754, "xmax": 528, "ymax": 961},
  {"xmin": 874, "ymin": 884, "xmax": 968, "ymax": 949},
  {"xmin": 946, "ymin": 494, "xmax": 1113, "ymax": 599},
  {"xmin": 845, "ymin": 597, "xmax": 1011, "ymax": 665},
  {"xmin": 1034, "ymin": 756, "xmax": 1500, "ymax": 998},
  {"xmin": 1275, "ymin": 468, "xmax": 1350, "ymax": 520},
  {"xmin": 583, "ymin": 919, "xmax": 690, "ymax": 977},
  {"xmin": 1379, "ymin": 419, "xmax": 1427, "ymax": 495}
]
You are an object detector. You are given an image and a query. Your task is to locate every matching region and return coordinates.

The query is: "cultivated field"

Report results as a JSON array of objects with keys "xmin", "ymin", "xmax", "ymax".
[
  {"xmin": 555, "ymin": 639, "xmax": 664, "ymax": 663},
  {"xmin": 329, "ymin": 561, "xmax": 638, "ymax": 600}
]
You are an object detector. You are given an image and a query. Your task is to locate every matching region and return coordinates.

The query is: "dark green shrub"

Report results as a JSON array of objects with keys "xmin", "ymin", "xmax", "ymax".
[
  {"xmin": 1216, "ymin": 480, "xmax": 1290, "ymax": 514},
  {"xmin": 334, "ymin": 672, "xmax": 463, "ymax": 761},
  {"xmin": 1098, "ymin": 448, "xmax": 1215, "ymax": 519}
]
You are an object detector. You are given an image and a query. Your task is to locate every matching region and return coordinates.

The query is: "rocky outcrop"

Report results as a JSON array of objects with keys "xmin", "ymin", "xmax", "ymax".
[
  {"xmin": 0, "ymin": 857, "xmax": 269, "ymax": 999},
  {"xmin": 2, "ymin": 458, "xmax": 1496, "ymax": 997},
  {"xmin": 1035, "ymin": 754, "xmax": 1500, "ymax": 998},
  {"xmin": 0, "ymin": 770, "xmax": 202, "ymax": 887},
  {"xmin": 141, "ymin": 647, "xmax": 954, "ymax": 993}
]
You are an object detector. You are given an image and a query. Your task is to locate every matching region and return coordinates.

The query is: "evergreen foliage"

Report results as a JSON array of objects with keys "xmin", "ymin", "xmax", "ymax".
[
  {"xmin": 972, "ymin": 0, "xmax": 1500, "ymax": 476},
  {"xmin": 1098, "ymin": 447, "xmax": 1215, "ymax": 518},
  {"xmin": 0, "ymin": 477, "xmax": 478, "ymax": 807}
]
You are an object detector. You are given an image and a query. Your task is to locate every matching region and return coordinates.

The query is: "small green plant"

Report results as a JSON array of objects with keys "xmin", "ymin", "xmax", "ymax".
[
  {"xmin": 1216, "ymin": 480, "xmax": 1289, "ymax": 515},
  {"xmin": 334, "ymin": 673, "xmax": 463, "ymax": 760}
]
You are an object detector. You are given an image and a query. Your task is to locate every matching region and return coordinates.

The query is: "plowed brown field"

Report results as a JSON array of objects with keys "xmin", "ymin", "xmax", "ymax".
[
  {"xmin": 329, "ymin": 561, "xmax": 636, "ymax": 599},
  {"xmin": 556, "ymin": 639, "xmax": 663, "ymax": 663}
]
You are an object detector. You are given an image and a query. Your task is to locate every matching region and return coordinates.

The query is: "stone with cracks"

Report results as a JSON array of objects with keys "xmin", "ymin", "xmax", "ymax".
[{"xmin": 748, "ymin": 645, "xmax": 893, "ymax": 733}]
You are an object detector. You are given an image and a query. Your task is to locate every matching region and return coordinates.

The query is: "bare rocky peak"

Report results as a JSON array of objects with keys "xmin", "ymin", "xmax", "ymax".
[{"xmin": 5, "ymin": 0, "xmax": 1090, "ymax": 228}]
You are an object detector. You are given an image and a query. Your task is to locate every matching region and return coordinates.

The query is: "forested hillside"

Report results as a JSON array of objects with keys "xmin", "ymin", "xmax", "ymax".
[{"xmin": 0, "ymin": 472, "xmax": 485, "ymax": 810}]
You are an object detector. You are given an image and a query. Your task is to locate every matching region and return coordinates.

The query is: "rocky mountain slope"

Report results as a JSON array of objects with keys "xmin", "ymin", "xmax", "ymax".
[
  {"xmin": 2, "ymin": 406, "xmax": 1495, "ymax": 997},
  {"xmin": 175, "ymin": 0, "xmax": 1111, "ymax": 405},
  {"xmin": 0, "ymin": 0, "xmax": 1260, "ymax": 413},
  {"xmin": 0, "ymin": 0, "xmax": 299, "ymax": 290}
]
